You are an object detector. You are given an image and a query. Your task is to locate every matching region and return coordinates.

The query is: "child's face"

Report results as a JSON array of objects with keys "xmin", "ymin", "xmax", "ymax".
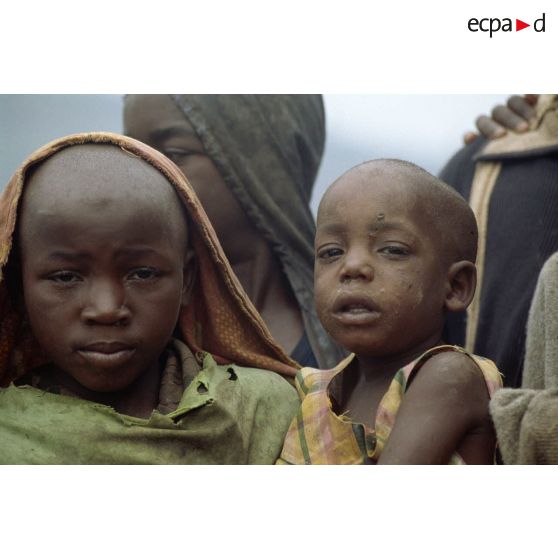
[
  {"xmin": 314, "ymin": 173, "xmax": 449, "ymax": 359},
  {"xmin": 19, "ymin": 145, "xmax": 191, "ymax": 394}
]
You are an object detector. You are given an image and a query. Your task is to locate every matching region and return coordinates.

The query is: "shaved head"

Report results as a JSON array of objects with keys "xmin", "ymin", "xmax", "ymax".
[
  {"xmin": 20, "ymin": 144, "xmax": 188, "ymax": 251},
  {"xmin": 319, "ymin": 159, "xmax": 478, "ymax": 263}
]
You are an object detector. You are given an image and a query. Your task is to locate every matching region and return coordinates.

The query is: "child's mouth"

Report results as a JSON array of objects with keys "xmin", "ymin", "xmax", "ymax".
[
  {"xmin": 77, "ymin": 342, "xmax": 136, "ymax": 368},
  {"xmin": 343, "ymin": 304, "xmax": 373, "ymax": 314},
  {"xmin": 333, "ymin": 299, "xmax": 381, "ymax": 325}
]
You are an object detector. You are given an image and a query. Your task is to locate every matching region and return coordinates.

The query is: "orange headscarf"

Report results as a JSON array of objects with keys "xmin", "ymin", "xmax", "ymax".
[{"xmin": 0, "ymin": 132, "xmax": 298, "ymax": 386}]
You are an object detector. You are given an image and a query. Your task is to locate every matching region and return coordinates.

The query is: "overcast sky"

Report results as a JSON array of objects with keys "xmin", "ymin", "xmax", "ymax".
[{"xmin": 0, "ymin": 94, "xmax": 508, "ymax": 213}]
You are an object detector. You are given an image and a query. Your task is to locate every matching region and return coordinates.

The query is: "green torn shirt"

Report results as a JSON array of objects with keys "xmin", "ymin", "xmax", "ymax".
[{"xmin": 0, "ymin": 340, "xmax": 299, "ymax": 464}]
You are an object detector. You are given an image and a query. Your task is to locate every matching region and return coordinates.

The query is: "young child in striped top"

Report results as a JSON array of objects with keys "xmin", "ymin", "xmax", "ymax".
[{"xmin": 279, "ymin": 159, "xmax": 502, "ymax": 464}]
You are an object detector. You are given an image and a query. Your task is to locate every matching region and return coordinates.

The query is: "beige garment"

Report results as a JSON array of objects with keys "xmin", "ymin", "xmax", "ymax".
[
  {"xmin": 490, "ymin": 252, "xmax": 558, "ymax": 464},
  {"xmin": 491, "ymin": 388, "xmax": 558, "ymax": 465},
  {"xmin": 523, "ymin": 252, "xmax": 558, "ymax": 390}
]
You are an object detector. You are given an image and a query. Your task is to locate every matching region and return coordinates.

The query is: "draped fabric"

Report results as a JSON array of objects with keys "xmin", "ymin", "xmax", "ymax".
[
  {"xmin": 0, "ymin": 131, "xmax": 300, "ymax": 386},
  {"xmin": 172, "ymin": 95, "xmax": 345, "ymax": 368}
]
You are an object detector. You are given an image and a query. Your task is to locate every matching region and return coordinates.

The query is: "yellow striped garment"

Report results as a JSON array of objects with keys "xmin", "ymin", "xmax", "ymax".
[{"xmin": 278, "ymin": 345, "xmax": 502, "ymax": 464}]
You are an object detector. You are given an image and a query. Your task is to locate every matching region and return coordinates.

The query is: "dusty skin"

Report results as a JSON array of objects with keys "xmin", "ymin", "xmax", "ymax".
[{"xmin": 313, "ymin": 160, "xmax": 495, "ymax": 464}]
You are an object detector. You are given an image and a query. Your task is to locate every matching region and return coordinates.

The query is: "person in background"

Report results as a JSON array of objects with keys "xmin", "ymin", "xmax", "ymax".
[
  {"xmin": 440, "ymin": 94, "xmax": 558, "ymax": 388},
  {"xmin": 440, "ymin": 93, "xmax": 558, "ymax": 463},
  {"xmin": 123, "ymin": 95, "xmax": 345, "ymax": 369}
]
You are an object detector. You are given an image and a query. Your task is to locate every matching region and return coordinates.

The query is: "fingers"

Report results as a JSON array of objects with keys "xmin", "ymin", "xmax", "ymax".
[
  {"xmin": 472, "ymin": 94, "xmax": 540, "ymax": 142},
  {"xmin": 475, "ymin": 114, "xmax": 507, "ymax": 140},
  {"xmin": 463, "ymin": 131, "xmax": 478, "ymax": 145},
  {"xmin": 491, "ymin": 104, "xmax": 530, "ymax": 132},
  {"xmin": 507, "ymin": 95, "xmax": 537, "ymax": 126},
  {"xmin": 524, "ymin": 94, "xmax": 539, "ymax": 107}
]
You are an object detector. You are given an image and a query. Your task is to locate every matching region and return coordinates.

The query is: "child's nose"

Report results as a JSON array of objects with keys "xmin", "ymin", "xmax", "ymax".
[
  {"xmin": 81, "ymin": 280, "xmax": 131, "ymax": 326},
  {"xmin": 340, "ymin": 250, "xmax": 374, "ymax": 282}
]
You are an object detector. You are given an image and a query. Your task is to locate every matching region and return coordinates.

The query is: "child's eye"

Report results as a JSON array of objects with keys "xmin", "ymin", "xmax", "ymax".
[
  {"xmin": 48, "ymin": 271, "xmax": 82, "ymax": 284},
  {"xmin": 379, "ymin": 245, "xmax": 409, "ymax": 257},
  {"xmin": 317, "ymin": 247, "xmax": 344, "ymax": 260},
  {"xmin": 127, "ymin": 267, "xmax": 160, "ymax": 281}
]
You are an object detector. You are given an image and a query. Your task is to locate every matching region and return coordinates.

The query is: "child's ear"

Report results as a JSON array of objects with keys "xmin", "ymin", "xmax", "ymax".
[
  {"xmin": 181, "ymin": 249, "xmax": 197, "ymax": 308},
  {"xmin": 444, "ymin": 260, "xmax": 476, "ymax": 313}
]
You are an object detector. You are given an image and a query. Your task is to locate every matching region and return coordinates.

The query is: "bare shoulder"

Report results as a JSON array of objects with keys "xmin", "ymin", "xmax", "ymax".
[
  {"xmin": 411, "ymin": 350, "xmax": 485, "ymax": 386},
  {"xmin": 407, "ymin": 350, "xmax": 490, "ymax": 422},
  {"xmin": 379, "ymin": 350, "xmax": 495, "ymax": 464}
]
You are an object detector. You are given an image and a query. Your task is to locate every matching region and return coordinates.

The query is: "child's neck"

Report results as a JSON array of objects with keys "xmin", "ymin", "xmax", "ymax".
[
  {"xmin": 356, "ymin": 334, "xmax": 443, "ymax": 381},
  {"xmin": 51, "ymin": 362, "xmax": 163, "ymax": 419},
  {"xmin": 338, "ymin": 334, "xmax": 443, "ymax": 427}
]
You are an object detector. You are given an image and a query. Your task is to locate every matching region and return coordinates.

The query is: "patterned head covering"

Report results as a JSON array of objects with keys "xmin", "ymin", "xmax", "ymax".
[
  {"xmin": 0, "ymin": 132, "xmax": 299, "ymax": 386},
  {"xmin": 172, "ymin": 95, "xmax": 345, "ymax": 368}
]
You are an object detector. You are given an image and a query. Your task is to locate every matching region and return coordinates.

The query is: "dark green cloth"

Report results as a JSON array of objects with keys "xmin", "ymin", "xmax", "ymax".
[
  {"xmin": 172, "ymin": 95, "xmax": 345, "ymax": 369},
  {"xmin": 0, "ymin": 348, "xmax": 299, "ymax": 465}
]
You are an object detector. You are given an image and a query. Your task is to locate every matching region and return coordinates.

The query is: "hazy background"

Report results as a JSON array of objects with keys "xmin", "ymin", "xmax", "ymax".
[{"xmin": 0, "ymin": 94, "xmax": 508, "ymax": 213}]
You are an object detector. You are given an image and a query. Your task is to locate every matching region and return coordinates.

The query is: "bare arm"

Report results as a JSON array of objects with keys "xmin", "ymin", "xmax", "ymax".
[{"xmin": 378, "ymin": 352, "xmax": 493, "ymax": 464}]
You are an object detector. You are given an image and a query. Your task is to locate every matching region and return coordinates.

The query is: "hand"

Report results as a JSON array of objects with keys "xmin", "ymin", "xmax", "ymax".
[{"xmin": 463, "ymin": 94, "xmax": 539, "ymax": 145}]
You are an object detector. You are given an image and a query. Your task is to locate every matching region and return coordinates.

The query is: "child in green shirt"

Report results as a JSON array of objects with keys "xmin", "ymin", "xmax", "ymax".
[{"xmin": 0, "ymin": 132, "xmax": 299, "ymax": 464}]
